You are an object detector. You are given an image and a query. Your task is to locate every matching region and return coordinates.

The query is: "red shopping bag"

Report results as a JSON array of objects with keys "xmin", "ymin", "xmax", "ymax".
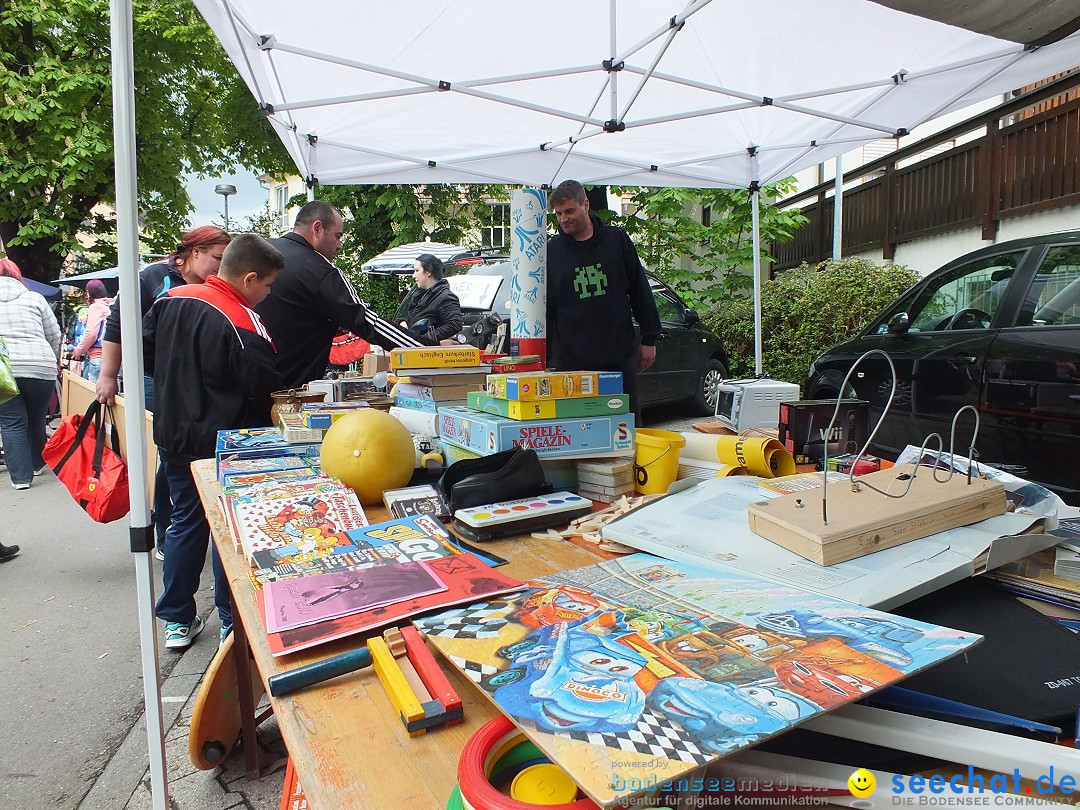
[{"xmin": 42, "ymin": 400, "xmax": 130, "ymax": 523}]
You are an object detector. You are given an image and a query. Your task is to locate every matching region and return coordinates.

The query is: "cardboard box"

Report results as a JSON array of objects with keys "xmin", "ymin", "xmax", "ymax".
[
  {"xmin": 389, "ymin": 346, "xmax": 481, "ymax": 371},
  {"xmin": 486, "ymin": 371, "xmax": 622, "ymax": 401},
  {"xmin": 467, "ymin": 391, "xmax": 630, "ymax": 420},
  {"xmin": 437, "ymin": 405, "xmax": 634, "ymax": 459},
  {"xmin": 777, "ymin": 399, "xmax": 868, "ymax": 462},
  {"xmin": 301, "ymin": 401, "xmax": 370, "ymax": 428},
  {"xmin": 278, "ymin": 412, "xmax": 326, "ymax": 443},
  {"xmin": 362, "ymin": 353, "xmax": 390, "ymax": 377}
]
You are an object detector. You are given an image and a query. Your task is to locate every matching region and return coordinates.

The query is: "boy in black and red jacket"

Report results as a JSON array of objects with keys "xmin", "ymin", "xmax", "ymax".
[{"xmin": 143, "ymin": 234, "xmax": 284, "ymax": 650}]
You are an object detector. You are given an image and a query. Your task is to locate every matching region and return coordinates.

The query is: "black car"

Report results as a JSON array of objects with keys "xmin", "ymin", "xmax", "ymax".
[
  {"xmin": 806, "ymin": 231, "xmax": 1080, "ymax": 504},
  {"xmin": 390, "ymin": 252, "xmax": 730, "ymax": 413}
]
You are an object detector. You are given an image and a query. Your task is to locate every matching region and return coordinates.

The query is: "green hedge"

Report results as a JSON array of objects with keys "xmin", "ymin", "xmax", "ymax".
[{"xmin": 702, "ymin": 257, "xmax": 919, "ymax": 387}]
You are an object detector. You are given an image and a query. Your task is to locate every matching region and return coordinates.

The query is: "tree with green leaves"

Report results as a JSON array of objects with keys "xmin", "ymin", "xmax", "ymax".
[
  {"xmin": 0, "ymin": 0, "xmax": 292, "ymax": 282},
  {"xmin": 608, "ymin": 182, "xmax": 809, "ymax": 308}
]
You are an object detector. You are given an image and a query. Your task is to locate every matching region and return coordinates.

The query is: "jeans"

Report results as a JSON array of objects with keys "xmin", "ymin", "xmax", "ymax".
[
  {"xmin": 80, "ymin": 357, "xmax": 102, "ymax": 383},
  {"xmin": 143, "ymin": 375, "xmax": 172, "ymax": 546},
  {"xmin": 0, "ymin": 377, "xmax": 55, "ymax": 486},
  {"xmin": 155, "ymin": 456, "xmax": 231, "ymax": 627}
]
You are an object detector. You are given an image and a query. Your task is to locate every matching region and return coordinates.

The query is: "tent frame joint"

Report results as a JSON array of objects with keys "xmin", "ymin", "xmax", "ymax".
[
  {"xmin": 305, "ymin": 175, "xmax": 318, "ymax": 188},
  {"xmin": 129, "ymin": 524, "xmax": 154, "ymax": 554},
  {"xmin": 307, "ymin": 133, "xmax": 318, "ymax": 146},
  {"xmin": 761, "ymin": 96, "xmax": 773, "ymax": 106},
  {"xmin": 257, "ymin": 34, "xmax": 276, "ymax": 51},
  {"xmin": 602, "ymin": 59, "xmax": 625, "ymax": 72},
  {"xmin": 258, "ymin": 102, "xmax": 274, "ymax": 116},
  {"xmin": 438, "ymin": 80, "xmax": 451, "ymax": 91},
  {"xmin": 603, "ymin": 119, "xmax": 625, "ymax": 133}
]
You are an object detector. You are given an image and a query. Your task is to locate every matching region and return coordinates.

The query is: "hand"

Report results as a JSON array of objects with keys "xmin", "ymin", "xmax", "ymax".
[
  {"xmin": 638, "ymin": 344, "xmax": 657, "ymax": 372},
  {"xmin": 95, "ymin": 375, "xmax": 118, "ymax": 405}
]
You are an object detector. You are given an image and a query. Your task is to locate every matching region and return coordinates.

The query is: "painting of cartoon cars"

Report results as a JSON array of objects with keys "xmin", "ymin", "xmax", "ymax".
[
  {"xmin": 755, "ymin": 610, "xmax": 923, "ymax": 668},
  {"xmin": 646, "ymin": 677, "xmax": 820, "ymax": 754}
]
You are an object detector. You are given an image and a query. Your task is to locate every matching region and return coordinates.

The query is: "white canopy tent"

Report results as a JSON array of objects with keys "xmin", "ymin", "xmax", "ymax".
[{"xmin": 107, "ymin": 1, "xmax": 1080, "ymax": 807}]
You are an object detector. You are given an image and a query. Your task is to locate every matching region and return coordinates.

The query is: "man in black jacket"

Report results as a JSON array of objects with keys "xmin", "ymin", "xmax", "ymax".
[
  {"xmin": 258, "ymin": 201, "xmax": 423, "ymax": 387},
  {"xmin": 547, "ymin": 180, "xmax": 662, "ymax": 424}
]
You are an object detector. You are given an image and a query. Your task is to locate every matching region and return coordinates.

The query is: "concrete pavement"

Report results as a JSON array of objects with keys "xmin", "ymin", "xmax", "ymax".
[{"xmin": 1, "ymin": 401, "xmax": 705, "ymax": 810}]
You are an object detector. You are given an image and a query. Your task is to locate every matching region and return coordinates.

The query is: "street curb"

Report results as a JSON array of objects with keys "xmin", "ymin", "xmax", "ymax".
[{"xmin": 79, "ymin": 632, "xmax": 219, "ymax": 809}]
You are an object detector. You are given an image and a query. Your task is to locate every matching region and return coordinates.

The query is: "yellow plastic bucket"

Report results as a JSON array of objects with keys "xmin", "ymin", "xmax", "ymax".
[{"xmin": 634, "ymin": 428, "xmax": 686, "ymax": 495}]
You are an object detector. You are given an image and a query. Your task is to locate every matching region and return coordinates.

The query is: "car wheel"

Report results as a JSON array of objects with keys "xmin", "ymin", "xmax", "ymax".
[{"xmin": 694, "ymin": 358, "xmax": 729, "ymax": 415}]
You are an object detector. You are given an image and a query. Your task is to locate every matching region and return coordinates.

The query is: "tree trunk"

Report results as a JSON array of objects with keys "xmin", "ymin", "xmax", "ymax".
[{"xmin": 0, "ymin": 223, "xmax": 66, "ymax": 283}]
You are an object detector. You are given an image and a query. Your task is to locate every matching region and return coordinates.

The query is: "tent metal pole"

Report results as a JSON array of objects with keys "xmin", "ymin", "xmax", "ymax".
[
  {"xmin": 608, "ymin": 0, "xmax": 617, "ymax": 121},
  {"xmin": 109, "ymin": 0, "xmax": 167, "ymax": 807},
  {"xmin": 751, "ymin": 187, "xmax": 763, "ymax": 377},
  {"xmin": 833, "ymin": 153, "xmax": 843, "ymax": 261}
]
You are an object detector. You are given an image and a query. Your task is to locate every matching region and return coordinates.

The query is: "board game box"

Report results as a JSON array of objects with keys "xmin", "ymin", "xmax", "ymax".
[
  {"xmin": 485, "ymin": 370, "xmax": 622, "ymax": 401},
  {"xmin": 467, "ymin": 391, "xmax": 630, "ymax": 420},
  {"xmin": 437, "ymin": 406, "xmax": 634, "ymax": 459}
]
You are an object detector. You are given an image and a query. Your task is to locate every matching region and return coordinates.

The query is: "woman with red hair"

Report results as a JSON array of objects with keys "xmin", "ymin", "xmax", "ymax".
[
  {"xmin": 0, "ymin": 257, "xmax": 61, "ymax": 497},
  {"xmin": 92, "ymin": 225, "xmax": 231, "ymax": 574}
]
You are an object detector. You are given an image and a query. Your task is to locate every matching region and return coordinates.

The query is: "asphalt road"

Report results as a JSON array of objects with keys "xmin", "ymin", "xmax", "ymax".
[{"xmin": 0, "ymin": 398, "xmax": 708, "ymax": 809}]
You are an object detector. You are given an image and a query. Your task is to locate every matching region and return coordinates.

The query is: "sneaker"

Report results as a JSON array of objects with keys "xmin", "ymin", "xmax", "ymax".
[
  {"xmin": 34, "ymin": 465, "xmax": 48, "ymax": 476},
  {"xmin": 219, "ymin": 624, "xmax": 233, "ymax": 648},
  {"xmin": 154, "ymin": 547, "xmax": 165, "ymax": 562},
  {"xmin": 164, "ymin": 615, "xmax": 204, "ymax": 650},
  {"xmin": 0, "ymin": 544, "xmax": 20, "ymax": 563},
  {"xmin": 11, "ymin": 482, "xmax": 29, "ymax": 491}
]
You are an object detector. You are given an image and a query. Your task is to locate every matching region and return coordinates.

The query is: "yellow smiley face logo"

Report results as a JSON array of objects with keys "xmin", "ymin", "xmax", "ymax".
[{"xmin": 848, "ymin": 768, "xmax": 876, "ymax": 797}]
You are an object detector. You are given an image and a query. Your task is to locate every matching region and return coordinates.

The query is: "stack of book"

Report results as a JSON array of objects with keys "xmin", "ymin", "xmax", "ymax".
[
  {"xmin": 387, "ymin": 346, "xmax": 490, "ymax": 436},
  {"xmin": 438, "ymin": 370, "xmax": 635, "ymax": 460}
]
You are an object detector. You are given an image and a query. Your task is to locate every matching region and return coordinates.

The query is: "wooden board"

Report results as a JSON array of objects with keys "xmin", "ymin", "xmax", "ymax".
[
  {"xmin": 188, "ymin": 631, "xmax": 266, "ymax": 769},
  {"xmin": 60, "ymin": 370, "xmax": 157, "ymax": 495},
  {"xmin": 415, "ymin": 553, "xmax": 981, "ymax": 810},
  {"xmin": 746, "ymin": 464, "xmax": 1007, "ymax": 565}
]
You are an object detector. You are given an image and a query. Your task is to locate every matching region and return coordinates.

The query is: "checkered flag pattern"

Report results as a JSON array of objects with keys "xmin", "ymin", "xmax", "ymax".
[
  {"xmin": 413, "ymin": 601, "xmax": 512, "ymax": 638},
  {"xmin": 448, "ymin": 654, "xmax": 501, "ymax": 683},
  {"xmin": 558, "ymin": 708, "xmax": 710, "ymax": 764}
]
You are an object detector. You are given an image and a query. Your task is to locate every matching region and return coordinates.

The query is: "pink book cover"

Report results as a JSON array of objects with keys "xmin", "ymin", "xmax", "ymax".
[
  {"xmin": 263, "ymin": 559, "xmax": 447, "ymax": 633},
  {"xmin": 261, "ymin": 553, "xmax": 526, "ymax": 656}
]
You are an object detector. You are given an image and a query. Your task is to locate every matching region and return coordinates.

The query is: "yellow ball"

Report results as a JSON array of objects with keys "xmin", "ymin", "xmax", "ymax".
[{"xmin": 320, "ymin": 409, "xmax": 415, "ymax": 504}]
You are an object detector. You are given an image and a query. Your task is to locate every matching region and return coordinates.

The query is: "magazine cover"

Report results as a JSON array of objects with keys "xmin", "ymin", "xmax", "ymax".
[
  {"xmin": 230, "ymin": 490, "xmax": 368, "ymax": 562},
  {"xmin": 414, "ymin": 553, "xmax": 980, "ymax": 809},
  {"xmin": 251, "ymin": 515, "xmax": 461, "ymax": 583},
  {"xmin": 263, "ymin": 560, "xmax": 448, "ymax": 633},
  {"xmin": 262, "ymin": 553, "xmax": 526, "ymax": 656}
]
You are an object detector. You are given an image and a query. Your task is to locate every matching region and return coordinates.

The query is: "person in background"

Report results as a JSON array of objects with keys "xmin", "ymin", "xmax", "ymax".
[
  {"xmin": 400, "ymin": 254, "xmax": 463, "ymax": 345},
  {"xmin": 70, "ymin": 279, "xmax": 113, "ymax": 383},
  {"xmin": 257, "ymin": 200, "xmax": 424, "ymax": 388},
  {"xmin": 546, "ymin": 180, "xmax": 662, "ymax": 425},
  {"xmin": 0, "ymin": 258, "xmax": 61, "ymax": 491},
  {"xmin": 95, "ymin": 226, "xmax": 231, "ymax": 561},
  {"xmin": 143, "ymin": 234, "xmax": 284, "ymax": 649}
]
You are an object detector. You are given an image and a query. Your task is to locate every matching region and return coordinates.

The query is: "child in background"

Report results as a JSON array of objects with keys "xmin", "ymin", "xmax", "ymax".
[
  {"xmin": 143, "ymin": 234, "xmax": 285, "ymax": 650},
  {"xmin": 71, "ymin": 279, "xmax": 113, "ymax": 382}
]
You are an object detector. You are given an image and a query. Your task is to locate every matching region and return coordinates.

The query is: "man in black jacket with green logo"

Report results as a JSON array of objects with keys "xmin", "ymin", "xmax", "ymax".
[{"xmin": 547, "ymin": 180, "xmax": 662, "ymax": 424}]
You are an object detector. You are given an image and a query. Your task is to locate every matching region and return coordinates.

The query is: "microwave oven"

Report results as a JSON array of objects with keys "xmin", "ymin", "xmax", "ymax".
[{"xmin": 714, "ymin": 378, "xmax": 801, "ymax": 433}]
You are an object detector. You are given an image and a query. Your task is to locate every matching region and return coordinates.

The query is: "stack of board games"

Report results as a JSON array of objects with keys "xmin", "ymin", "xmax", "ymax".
[
  {"xmin": 488, "ymin": 354, "xmax": 544, "ymax": 373},
  {"xmin": 576, "ymin": 457, "xmax": 635, "ymax": 503},
  {"xmin": 300, "ymin": 400, "xmax": 369, "ymax": 428},
  {"xmin": 388, "ymin": 346, "xmax": 492, "ymax": 436},
  {"xmin": 438, "ymin": 370, "xmax": 634, "ymax": 460}
]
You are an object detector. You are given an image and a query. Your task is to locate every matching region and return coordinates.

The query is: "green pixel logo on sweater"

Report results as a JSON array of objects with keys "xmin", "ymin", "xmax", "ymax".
[{"xmin": 573, "ymin": 264, "xmax": 608, "ymax": 299}]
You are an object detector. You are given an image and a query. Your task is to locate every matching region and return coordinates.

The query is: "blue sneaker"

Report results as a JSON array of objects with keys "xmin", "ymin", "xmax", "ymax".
[
  {"xmin": 219, "ymin": 624, "xmax": 233, "ymax": 648},
  {"xmin": 164, "ymin": 615, "xmax": 204, "ymax": 650}
]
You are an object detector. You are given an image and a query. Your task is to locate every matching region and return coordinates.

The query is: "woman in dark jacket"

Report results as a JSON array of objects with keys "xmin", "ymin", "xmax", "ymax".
[{"xmin": 401, "ymin": 253, "xmax": 463, "ymax": 345}]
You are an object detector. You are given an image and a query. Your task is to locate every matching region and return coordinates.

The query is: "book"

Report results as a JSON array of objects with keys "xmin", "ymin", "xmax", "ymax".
[
  {"xmin": 391, "ymin": 394, "xmax": 441, "ymax": 413},
  {"xmin": 252, "ymin": 521, "xmax": 461, "ymax": 584},
  {"xmin": 215, "ymin": 428, "xmax": 321, "ymax": 478},
  {"xmin": 229, "ymin": 489, "xmax": 368, "ymax": 564},
  {"xmin": 220, "ymin": 466, "xmax": 322, "ymax": 494},
  {"xmin": 394, "ymin": 369, "xmax": 491, "ymax": 387},
  {"xmin": 394, "ymin": 381, "xmax": 483, "ymax": 401},
  {"xmin": 263, "ymin": 559, "xmax": 448, "ymax": 633},
  {"xmin": 383, "ymin": 483, "xmax": 451, "ymax": 520},
  {"xmin": 601, "ymin": 475, "xmax": 1054, "ymax": 610},
  {"xmin": 389, "ymin": 345, "xmax": 481, "ymax": 370},
  {"xmin": 415, "ymin": 553, "xmax": 979, "ymax": 810},
  {"xmin": 262, "ymin": 552, "xmax": 525, "ymax": 656},
  {"xmin": 279, "ymin": 758, "xmax": 308, "ymax": 810},
  {"xmin": 277, "ymin": 412, "xmax": 327, "ymax": 443},
  {"xmin": 988, "ymin": 546, "xmax": 1080, "ymax": 608},
  {"xmin": 217, "ymin": 455, "xmax": 316, "ymax": 481}
]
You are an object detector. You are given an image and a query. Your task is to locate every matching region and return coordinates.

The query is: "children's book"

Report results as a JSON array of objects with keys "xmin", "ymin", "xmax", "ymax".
[
  {"xmin": 262, "ymin": 553, "xmax": 525, "ymax": 656},
  {"xmin": 220, "ymin": 467, "xmax": 323, "ymax": 494},
  {"xmin": 250, "ymin": 515, "xmax": 459, "ymax": 583},
  {"xmin": 225, "ymin": 477, "xmax": 347, "ymax": 507},
  {"xmin": 217, "ymin": 455, "xmax": 316, "ymax": 482},
  {"xmin": 230, "ymin": 489, "xmax": 368, "ymax": 564},
  {"xmin": 415, "ymin": 552, "xmax": 980, "ymax": 810},
  {"xmin": 263, "ymin": 559, "xmax": 448, "ymax": 633},
  {"xmin": 382, "ymin": 484, "xmax": 450, "ymax": 520}
]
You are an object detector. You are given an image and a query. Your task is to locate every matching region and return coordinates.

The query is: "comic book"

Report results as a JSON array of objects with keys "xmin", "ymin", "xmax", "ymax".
[
  {"xmin": 250, "ymin": 515, "xmax": 460, "ymax": 584},
  {"xmin": 415, "ymin": 553, "xmax": 980, "ymax": 810},
  {"xmin": 229, "ymin": 489, "xmax": 368, "ymax": 564},
  {"xmin": 263, "ymin": 559, "xmax": 448, "ymax": 633},
  {"xmin": 220, "ymin": 467, "xmax": 323, "ymax": 494},
  {"xmin": 262, "ymin": 553, "xmax": 526, "ymax": 656},
  {"xmin": 382, "ymin": 484, "xmax": 450, "ymax": 520}
]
